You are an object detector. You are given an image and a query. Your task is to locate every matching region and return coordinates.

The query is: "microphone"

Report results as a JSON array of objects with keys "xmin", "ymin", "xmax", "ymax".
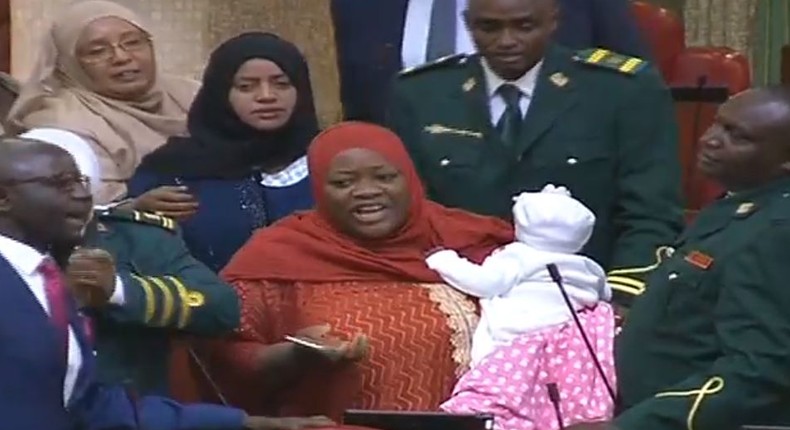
[
  {"xmin": 546, "ymin": 263, "xmax": 616, "ymax": 402},
  {"xmin": 189, "ymin": 347, "xmax": 230, "ymax": 406},
  {"xmin": 547, "ymin": 382, "xmax": 565, "ymax": 429}
]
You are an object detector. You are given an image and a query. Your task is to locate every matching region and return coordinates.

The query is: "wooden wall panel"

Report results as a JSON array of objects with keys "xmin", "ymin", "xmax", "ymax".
[{"xmin": 0, "ymin": 0, "xmax": 9, "ymax": 73}]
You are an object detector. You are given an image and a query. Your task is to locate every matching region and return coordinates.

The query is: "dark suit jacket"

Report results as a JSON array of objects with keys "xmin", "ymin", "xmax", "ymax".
[
  {"xmin": 0, "ymin": 254, "xmax": 245, "ymax": 430},
  {"xmin": 332, "ymin": 0, "xmax": 650, "ymax": 124}
]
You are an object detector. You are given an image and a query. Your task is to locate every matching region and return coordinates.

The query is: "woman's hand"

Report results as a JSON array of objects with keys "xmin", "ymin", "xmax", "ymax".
[
  {"xmin": 132, "ymin": 185, "xmax": 198, "ymax": 221},
  {"xmin": 291, "ymin": 324, "xmax": 369, "ymax": 363}
]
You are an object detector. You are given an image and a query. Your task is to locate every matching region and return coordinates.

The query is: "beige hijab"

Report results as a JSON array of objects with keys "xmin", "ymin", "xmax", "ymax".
[{"xmin": 7, "ymin": 0, "xmax": 198, "ymax": 204}]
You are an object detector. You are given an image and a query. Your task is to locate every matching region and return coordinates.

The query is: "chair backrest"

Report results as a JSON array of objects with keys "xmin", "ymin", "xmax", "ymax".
[
  {"xmin": 631, "ymin": 1, "xmax": 752, "ymax": 215},
  {"xmin": 630, "ymin": 1, "xmax": 685, "ymax": 81}
]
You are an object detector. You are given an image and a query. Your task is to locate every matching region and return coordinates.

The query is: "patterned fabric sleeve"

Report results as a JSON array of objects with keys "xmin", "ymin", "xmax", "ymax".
[{"xmin": 216, "ymin": 281, "xmax": 271, "ymax": 379}]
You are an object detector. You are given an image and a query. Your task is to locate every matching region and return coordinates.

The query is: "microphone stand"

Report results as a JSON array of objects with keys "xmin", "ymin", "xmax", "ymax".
[{"xmin": 546, "ymin": 263, "xmax": 616, "ymax": 402}]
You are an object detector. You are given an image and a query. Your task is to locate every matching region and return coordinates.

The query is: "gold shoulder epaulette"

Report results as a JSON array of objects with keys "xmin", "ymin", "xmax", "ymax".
[
  {"xmin": 573, "ymin": 48, "xmax": 647, "ymax": 75},
  {"xmin": 399, "ymin": 53, "xmax": 468, "ymax": 77},
  {"xmin": 96, "ymin": 208, "xmax": 177, "ymax": 232}
]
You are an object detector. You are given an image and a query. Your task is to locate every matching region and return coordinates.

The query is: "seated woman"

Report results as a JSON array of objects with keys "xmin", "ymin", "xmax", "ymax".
[
  {"xmin": 129, "ymin": 32, "xmax": 318, "ymax": 272},
  {"xmin": 206, "ymin": 122, "xmax": 514, "ymax": 418},
  {"xmin": 6, "ymin": 0, "xmax": 198, "ymax": 204}
]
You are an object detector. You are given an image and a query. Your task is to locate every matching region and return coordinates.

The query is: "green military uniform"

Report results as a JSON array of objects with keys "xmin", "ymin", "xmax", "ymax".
[
  {"xmin": 615, "ymin": 177, "xmax": 790, "ymax": 429},
  {"xmin": 86, "ymin": 208, "xmax": 240, "ymax": 395},
  {"xmin": 387, "ymin": 45, "xmax": 685, "ymax": 306}
]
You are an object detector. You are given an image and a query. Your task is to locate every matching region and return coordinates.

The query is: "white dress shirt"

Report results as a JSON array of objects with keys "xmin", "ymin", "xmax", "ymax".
[
  {"xmin": 0, "ymin": 234, "xmax": 125, "ymax": 405},
  {"xmin": 480, "ymin": 58, "xmax": 543, "ymax": 125},
  {"xmin": 401, "ymin": 0, "xmax": 475, "ymax": 69}
]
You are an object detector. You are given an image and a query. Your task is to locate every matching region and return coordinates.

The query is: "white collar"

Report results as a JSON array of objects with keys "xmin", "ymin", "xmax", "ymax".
[
  {"xmin": 259, "ymin": 155, "xmax": 309, "ymax": 188},
  {"xmin": 0, "ymin": 233, "xmax": 47, "ymax": 276},
  {"xmin": 481, "ymin": 57, "xmax": 543, "ymax": 99}
]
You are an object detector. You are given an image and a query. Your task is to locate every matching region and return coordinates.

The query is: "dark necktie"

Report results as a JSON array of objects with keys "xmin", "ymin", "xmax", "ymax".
[
  {"xmin": 426, "ymin": 0, "xmax": 456, "ymax": 61},
  {"xmin": 496, "ymin": 83, "xmax": 523, "ymax": 146},
  {"xmin": 39, "ymin": 258, "xmax": 69, "ymax": 361}
]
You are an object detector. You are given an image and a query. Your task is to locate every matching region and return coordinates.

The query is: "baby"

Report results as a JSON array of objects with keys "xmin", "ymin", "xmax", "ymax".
[{"xmin": 426, "ymin": 185, "xmax": 615, "ymax": 430}]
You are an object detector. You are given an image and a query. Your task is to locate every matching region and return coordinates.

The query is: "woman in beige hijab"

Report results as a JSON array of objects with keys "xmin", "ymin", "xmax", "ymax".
[{"xmin": 7, "ymin": 0, "xmax": 199, "ymax": 204}]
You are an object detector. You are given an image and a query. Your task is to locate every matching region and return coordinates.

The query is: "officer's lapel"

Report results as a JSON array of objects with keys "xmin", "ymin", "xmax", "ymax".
[
  {"xmin": 515, "ymin": 46, "xmax": 579, "ymax": 157},
  {"xmin": 675, "ymin": 198, "xmax": 747, "ymax": 245},
  {"xmin": 459, "ymin": 57, "xmax": 496, "ymax": 138}
]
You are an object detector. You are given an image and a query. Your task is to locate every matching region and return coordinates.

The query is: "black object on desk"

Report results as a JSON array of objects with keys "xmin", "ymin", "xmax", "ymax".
[
  {"xmin": 670, "ymin": 85, "xmax": 729, "ymax": 104},
  {"xmin": 343, "ymin": 410, "xmax": 494, "ymax": 430},
  {"xmin": 741, "ymin": 427, "xmax": 790, "ymax": 430}
]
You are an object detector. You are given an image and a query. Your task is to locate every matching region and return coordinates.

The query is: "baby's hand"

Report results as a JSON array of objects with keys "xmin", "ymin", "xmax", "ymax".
[
  {"xmin": 541, "ymin": 183, "xmax": 571, "ymax": 196},
  {"xmin": 425, "ymin": 249, "xmax": 461, "ymax": 270}
]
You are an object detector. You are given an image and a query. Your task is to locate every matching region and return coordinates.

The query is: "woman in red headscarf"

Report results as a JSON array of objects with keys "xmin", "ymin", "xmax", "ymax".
[{"xmin": 203, "ymin": 122, "xmax": 513, "ymax": 418}]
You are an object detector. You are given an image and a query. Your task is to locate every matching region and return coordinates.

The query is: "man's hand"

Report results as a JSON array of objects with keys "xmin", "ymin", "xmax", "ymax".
[
  {"xmin": 614, "ymin": 304, "xmax": 629, "ymax": 333},
  {"xmin": 132, "ymin": 185, "xmax": 198, "ymax": 221},
  {"xmin": 243, "ymin": 415, "xmax": 335, "ymax": 430},
  {"xmin": 66, "ymin": 248, "xmax": 117, "ymax": 308}
]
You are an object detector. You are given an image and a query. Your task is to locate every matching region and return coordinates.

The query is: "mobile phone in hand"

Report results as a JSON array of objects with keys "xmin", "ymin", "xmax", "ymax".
[{"xmin": 284, "ymin": 335, "xmax": 329, "ymax": 351}]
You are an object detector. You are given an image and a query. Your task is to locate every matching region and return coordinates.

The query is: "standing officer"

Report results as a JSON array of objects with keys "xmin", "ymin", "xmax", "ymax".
[
  {"xmin": 387, "ymin": 0, "xmax": 684, "ymax": 307},
  {"xmin": 568, "ymin": 86, "xmax": 790, "ymax": 429},
  {"xmin": 332, "ymin": 0, "xmax": 650, "ymax": 124}
]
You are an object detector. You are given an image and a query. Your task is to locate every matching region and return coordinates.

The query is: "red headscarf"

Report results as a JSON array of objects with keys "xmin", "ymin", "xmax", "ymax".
[{"xmin": 221, "ymin": 121, "xmax": 513, "ymax": 283}]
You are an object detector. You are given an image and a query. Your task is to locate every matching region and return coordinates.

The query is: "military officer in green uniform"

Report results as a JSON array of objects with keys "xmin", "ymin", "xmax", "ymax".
[
  {"xmin": 67, "ymin": 207, "xmax": 241, "ymax": 396},
  {"xmin": 568, "ymin": 86, "xmax": 790, "ymax": 430},
  {"xmin": 386, "ymin": 0, "xmax": 684, "ymax": 307}
]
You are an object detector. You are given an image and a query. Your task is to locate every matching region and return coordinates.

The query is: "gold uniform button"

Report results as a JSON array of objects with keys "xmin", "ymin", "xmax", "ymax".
[
  {"xmin": 668, "ymin": 272, "xmax": 678, "ymax": 280},
  {"xmin": 566, "ymin": 157, "xmax": 578, "ymax": 165},
  {"xmin": 186, "ymin": 291, "xmax": 205, "ymax": 307},
  {"xmin": 439, "ymin": 158, "xmax": 451, "ymax": 167}
]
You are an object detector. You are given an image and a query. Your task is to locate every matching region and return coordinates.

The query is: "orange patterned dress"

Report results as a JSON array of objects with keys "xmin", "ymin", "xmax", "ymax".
[{"xmin": 208, "ymin": 280, "xmax": 477, "ymax": 418}]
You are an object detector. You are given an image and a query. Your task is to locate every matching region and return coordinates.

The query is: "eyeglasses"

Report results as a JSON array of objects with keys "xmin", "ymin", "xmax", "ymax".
[
  {"xmin": 78, "ymin": 35, "xmax": 152, "ymax": 64},
  {"xmin": 0, "ymin": 173, "xmax": 91, "ymax": 192}
]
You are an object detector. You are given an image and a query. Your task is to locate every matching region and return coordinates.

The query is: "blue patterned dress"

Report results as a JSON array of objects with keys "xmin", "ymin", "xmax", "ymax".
[{"xmin": 128, "ymin": 157, "xmax": 313, "ymax": 272}]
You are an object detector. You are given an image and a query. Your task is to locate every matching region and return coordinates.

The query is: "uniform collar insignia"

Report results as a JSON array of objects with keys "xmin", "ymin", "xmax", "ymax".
[
  {"xmin": 685, "ymin": 250, "xmax": 714, "ymax": 270},
  {"xmin": 549, "ymin": 72, "xmax": 569, "ymax": 87},
  {"xmin": 462, "ymin": 77, "xmax": 476, "ymax": 92}
]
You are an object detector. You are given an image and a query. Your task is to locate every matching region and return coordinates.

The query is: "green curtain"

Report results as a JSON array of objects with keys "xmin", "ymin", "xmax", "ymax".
[{"xmin": 751, "ymin": 0, "xmax": 790, "ymax": 85}]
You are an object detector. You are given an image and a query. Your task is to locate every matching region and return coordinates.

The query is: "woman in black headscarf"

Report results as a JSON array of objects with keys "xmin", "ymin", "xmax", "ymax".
[{"xmin": 128, "ymin": 32, "xmax": 319, "ymax": 271}]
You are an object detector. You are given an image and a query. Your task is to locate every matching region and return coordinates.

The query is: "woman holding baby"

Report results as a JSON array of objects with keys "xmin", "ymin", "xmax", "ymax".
[{"xmin": 207, "ymin": 122, "xmax": 616, "ymax": 430}]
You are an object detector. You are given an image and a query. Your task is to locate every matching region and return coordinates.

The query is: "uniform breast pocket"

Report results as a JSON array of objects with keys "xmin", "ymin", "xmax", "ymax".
[
  {"xmin": 528, "ymin": 139, "xmax": 615, "ymax": 200},
  {"xmin": 419, "ymin": 133, "xmax": 482, "ymax": 183},
  {"xmin": 656, "ymin": 261, "xmax": 713, "ymax": 326}
]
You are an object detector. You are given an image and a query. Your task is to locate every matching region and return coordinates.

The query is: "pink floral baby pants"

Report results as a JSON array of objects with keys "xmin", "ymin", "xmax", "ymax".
[{"xmin": 441, "ymin": 304, "xmax": 616, "ymax": 430}]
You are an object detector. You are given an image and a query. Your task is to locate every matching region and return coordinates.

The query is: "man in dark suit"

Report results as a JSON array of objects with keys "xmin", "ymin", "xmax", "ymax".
[
  {"xmin": 0, "ymin": 137, "xmax": 333, "ymax": 430},
  {"xmin": 386, "ymin": 0, "xmax": 684, "ymax": 308},
  {"xmin": 332, "ymin": 0, "xmax": 649, "ymax": 124}
]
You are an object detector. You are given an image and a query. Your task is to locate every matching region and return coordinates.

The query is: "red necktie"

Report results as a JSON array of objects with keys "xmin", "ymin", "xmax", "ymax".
[{"xmin": 38, "ymin": 258, "xmax": 70, "ymax": 360}]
